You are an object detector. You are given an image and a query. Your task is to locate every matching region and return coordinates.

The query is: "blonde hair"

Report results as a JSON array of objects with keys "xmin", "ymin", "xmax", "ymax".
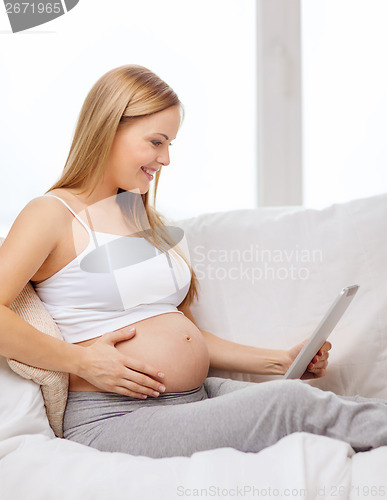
[{"xmin": 47, "ymin": 64, "xmax": 198, "ymax": 307}]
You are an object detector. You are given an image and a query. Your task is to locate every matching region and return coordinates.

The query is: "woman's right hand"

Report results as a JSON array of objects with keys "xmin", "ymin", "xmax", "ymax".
[{"xmin": 76, "ymin": 327, "xmax": 166, "ymax": 398}]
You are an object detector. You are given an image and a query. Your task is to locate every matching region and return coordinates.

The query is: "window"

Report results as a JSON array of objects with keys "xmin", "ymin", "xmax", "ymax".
[{"xmin": 302, "ymin": 0, "xmax": 387, "ymax": 208}]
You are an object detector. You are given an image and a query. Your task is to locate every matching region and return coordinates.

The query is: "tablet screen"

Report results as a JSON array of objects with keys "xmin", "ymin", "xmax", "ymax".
[{"xmin": 284, "ymin": 285, "xmax": 359, "ymax": 379}]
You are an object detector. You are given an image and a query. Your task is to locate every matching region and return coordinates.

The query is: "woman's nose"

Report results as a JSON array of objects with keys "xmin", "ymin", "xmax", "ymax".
[{"xmin": 157, "ymin": 148, "xmax": 170, "ymax": 167}]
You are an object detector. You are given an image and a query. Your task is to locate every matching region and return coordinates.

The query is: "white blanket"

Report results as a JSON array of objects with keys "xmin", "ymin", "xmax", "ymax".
[{"xmin": 0, "ymin": 433, "xmax": 357, "ymax": 500}]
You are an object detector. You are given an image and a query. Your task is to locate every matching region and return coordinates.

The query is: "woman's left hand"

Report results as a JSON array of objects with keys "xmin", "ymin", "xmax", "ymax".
[{"xmin": 287, "ymin": 340, "xmax": 332, "ymax": 379}]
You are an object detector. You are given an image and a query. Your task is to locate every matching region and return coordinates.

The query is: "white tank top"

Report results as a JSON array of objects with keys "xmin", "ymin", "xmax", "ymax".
[{"xmin": 33, "ymin": 195, "xmax": 191, "ymax": 343}]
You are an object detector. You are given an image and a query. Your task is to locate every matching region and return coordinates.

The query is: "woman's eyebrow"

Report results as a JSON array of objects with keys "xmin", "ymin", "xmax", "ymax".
[
  {"xmin": 151, "ymin": 132, "xmax": 176, "ymax": 142},
  {"xmin": 154, "ymin": 133, "xmax": 169, "ymax": 140}
]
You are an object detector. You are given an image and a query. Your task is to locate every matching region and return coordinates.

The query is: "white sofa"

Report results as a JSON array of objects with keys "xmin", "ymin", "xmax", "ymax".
[{"xmin": 1, "ymin": 193, "xmax": 387, "ymax": 500}]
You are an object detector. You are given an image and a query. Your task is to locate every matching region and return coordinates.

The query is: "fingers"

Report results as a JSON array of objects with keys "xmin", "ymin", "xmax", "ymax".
[
  {"xmin": 310, "ymin": 350, "xmax": 329, "ymax": 365},
  {"xmin": 105, "ymin": 385, "xmax": 156, "ymax": 399},
  {"xmin": 88, "ymin": 362, "xmax": 166, "ymax": 398},
  {"xmin": 121, "ymin": 365, "xmax": 166, "ymax": 397},
  {"xmin": 110, "ymin": 386, "xmax": 165, "ymax": 399},
  {"xmin": 105, "ymin": 385, "xmax": 147, "ymax": 399},
  {"xmin": 317, "ymin": 341, "xmax": 332, "ymax": 356},
  {"xmin": 83, "ymin": 333, "xmax": 167, "ymax": 396},
  {"xmin": 109, "ymin": 353, "xmax": 166, "ymax": 396},
  {"xmin": 310, "ymin": 341, "xmax": 332, "ymax": 368},
  {"xmin": 102, "ymin": 326, "xmax": 137, "ymax": 345},
  {"xmin": 123, "ymin": 356, "xmax": 164, "ymax": 379},
  {"xmin": 299, "ymin": 341, "xmax": 332, "ymax": 379},
  {"xmin": 114, "ymin": 378, "xmax": 166, "ymax": 399},
  {"xmin": 307, "ymin": 349, "xmax": 329, "ymax": 376}
]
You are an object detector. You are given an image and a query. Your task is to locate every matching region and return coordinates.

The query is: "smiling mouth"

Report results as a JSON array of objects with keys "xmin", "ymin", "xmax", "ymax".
[{"xmin": 141, "ymin": 166, "xmax": 156, "ymax": 180}]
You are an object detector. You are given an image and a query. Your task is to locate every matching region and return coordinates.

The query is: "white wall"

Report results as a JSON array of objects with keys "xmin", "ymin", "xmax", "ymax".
[
  {"xmin": 0, "ymin": 0, "xmax": 257, "ymax": 236},
  {"xmin": 302, "ymin": 0, "xmax": 387, "ymax": 209}
]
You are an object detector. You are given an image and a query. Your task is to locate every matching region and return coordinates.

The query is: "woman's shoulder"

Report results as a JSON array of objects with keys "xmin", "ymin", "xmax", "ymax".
[
  {"xmin": 22, "ymin": 192, "xmax": 69, "ymax": 222},
  {"xmin": 6, "ymin": 190, "xmax": 74, "ymax": 247},
  {"xmin": 0, "ymin": 192, "xmax": 71, "ymax": 306},
  {"xmin": 28, "ymin": 188, "xmax": 80, "ymax": 214}
]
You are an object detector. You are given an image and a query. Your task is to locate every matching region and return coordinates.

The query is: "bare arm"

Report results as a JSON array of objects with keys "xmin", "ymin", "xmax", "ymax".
[
  {"xmin": 178, "ymin": 303, "xmax": 330, "ymax": 378},
  {"xmin": 0, "ymin": 303, "xmax": 84, "ymax": 374},
  {"xmin": 0, "ymin": 197, "xmax": 81, "ymax": 371},
  {"xmin": 0, "ymin": 197, "xmax": 164, "ymax": 397}
]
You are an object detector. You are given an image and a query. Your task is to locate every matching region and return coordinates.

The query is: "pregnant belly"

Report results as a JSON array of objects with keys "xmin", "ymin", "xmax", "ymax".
[{"xmin": 69, "ymin": 312, "xmax": 210, "ymax": 393}]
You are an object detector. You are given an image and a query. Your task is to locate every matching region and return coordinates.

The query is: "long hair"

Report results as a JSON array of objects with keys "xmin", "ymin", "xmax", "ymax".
[{"xmin": 47, "ymin": 65, "xmax": 198, "ymax": 307}]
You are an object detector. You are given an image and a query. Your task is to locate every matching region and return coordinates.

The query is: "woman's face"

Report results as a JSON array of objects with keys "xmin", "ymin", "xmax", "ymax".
[{"xmin": 103, "ymin": 105, "xmax": 181, "ymax": 195}]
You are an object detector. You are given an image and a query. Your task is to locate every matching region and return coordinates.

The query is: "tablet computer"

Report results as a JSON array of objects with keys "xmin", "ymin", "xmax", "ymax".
[{"xmin": 284, "ymin": 285, "xmax": 359, "ymax": 379}]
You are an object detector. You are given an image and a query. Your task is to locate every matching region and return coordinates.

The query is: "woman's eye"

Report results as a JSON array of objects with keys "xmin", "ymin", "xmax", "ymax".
[{"xmin": 151, "ymin": 141, "xmax": 174, "ymax": 147}]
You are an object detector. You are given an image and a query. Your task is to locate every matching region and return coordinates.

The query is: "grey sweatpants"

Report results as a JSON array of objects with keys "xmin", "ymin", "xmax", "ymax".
[{"xmin": 63, "ymin": 377, "xmax": 387, "ymax": 458}]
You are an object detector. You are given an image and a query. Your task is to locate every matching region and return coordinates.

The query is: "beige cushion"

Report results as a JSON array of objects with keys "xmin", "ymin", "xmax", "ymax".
[{"xmin": 0, "ymin": 237, "xmax": 68, "ymax": 438}]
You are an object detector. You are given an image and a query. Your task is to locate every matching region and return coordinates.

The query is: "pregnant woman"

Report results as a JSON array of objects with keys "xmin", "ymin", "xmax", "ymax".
[{"xmin": 1, "ymin": 65, "xmax": 387, "ymax": 458}]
